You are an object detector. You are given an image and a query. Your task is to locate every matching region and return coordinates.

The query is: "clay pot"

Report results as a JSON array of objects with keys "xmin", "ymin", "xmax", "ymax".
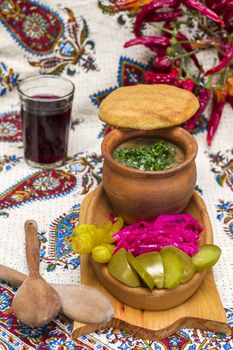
[{"xmin": 101, "ymin": 127, "xmax": 198, "ymax": 223}]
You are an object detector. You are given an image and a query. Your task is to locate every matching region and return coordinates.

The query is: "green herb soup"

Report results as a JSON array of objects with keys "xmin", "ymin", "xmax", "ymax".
[{"xmin": 112, "ymin": 138, "xmax": 185, "ymax": 171}]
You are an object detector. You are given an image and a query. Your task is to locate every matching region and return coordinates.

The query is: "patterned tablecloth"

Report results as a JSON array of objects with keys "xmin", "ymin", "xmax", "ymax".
[{"xmin": 0, "ymin": 0, "xmax": 233, "ymax": 349}]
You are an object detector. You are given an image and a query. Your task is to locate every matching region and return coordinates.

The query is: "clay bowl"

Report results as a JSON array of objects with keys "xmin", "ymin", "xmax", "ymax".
[
  {"xmin": 89, "ymin": 186, "xmax": 212, "ymax": 311},
  {"xmin": 101, "ymin": 127, "xmax": 198, "ymax": 224}
]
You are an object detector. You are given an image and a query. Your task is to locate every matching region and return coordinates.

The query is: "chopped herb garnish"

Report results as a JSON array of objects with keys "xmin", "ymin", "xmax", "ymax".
[{"xmin": 112, "ymin": 140, "xmax": 178, "ymax": 171}]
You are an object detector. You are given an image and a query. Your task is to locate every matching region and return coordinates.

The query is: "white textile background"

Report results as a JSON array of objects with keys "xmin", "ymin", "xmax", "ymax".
[{"xmin": 0, "ymin": 0, "xmax": 232, "ymax": 338}]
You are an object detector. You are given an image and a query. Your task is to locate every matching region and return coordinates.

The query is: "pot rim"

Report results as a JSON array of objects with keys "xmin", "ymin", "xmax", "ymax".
[{"xmin": 101, "ymin": 127, "xmax": 198, "ymax": 178}]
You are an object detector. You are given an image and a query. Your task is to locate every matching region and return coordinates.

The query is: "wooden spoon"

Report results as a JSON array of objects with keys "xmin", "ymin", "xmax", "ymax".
[
  {"xmin": 12, "ymin": 220, "xmax": 61, "ymax": 327},
  {"xmin": 0, "ymin": 264, "xmax": 114, "ymax": 324}
]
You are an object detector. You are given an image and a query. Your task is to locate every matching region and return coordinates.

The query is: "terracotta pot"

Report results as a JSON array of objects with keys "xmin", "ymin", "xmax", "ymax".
[{"xmin": 101, "ymin": 127, "xmax": 198, "ymax": 223}]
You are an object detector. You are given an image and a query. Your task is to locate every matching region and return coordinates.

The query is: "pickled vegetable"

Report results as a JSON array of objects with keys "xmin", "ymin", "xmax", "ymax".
[
  {"xmin": 162, "ymin": 246, "xmax": 195, "ymax": 283},
  {"xmin": 72, "ymin": 217, "xmax": 124, "ymax": 255},
  {"xmin": 72, "ymin": 232, "xmax": 96, "ymax": 254},
  {"xmin": 73, "ymin": 224, "xmax": 97, "ymax": 239},
  {"xmin": 136, "ymin": 252, "xmax": 164, "ymax": 289},
  {"xmin": 92, "ymin": 245, "xmax": 113, "ymax": 263},
  {"xmin": 113, "ymin": 213, "xmax": 202, "ymax": 256},
  {"xmin": 108, "ymin": 248, "xmax": 141, "ymax": 287},
  {"xmin": 100, "ymin": 243, "xmax": 116, "ymax": 252},
  {"xmin": 126, "ymin": 252, "xmax": 155, "ymax": 290},
  {"xmin": 110, "ymin": 217, "xmax": 124, "ymax": 235},
  {"xmin": 97, "ymin": 222, "xmax": 114, "ymax": 243},
  {"xmin": 160, "ymin": 249, "xmax": 184, "ymax": 289},
  {"xmin": 92, "ymin": 243, "xmax": 115, "ymax": 263},
  {"xmin": 192, "ymin": 244, "xmax": 221, "ymax": 272}
]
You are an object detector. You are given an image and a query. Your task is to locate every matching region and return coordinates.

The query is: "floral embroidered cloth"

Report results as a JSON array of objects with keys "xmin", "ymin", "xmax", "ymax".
[{"xmin": 0, "ymin": 0, "xmax": 233, "ymax": 349}]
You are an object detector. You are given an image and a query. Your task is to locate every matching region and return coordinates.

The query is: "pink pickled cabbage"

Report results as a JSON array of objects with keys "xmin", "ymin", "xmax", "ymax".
[{"xmin": 112, "ymin": 214, "xmax": 202, "ymax": 256}]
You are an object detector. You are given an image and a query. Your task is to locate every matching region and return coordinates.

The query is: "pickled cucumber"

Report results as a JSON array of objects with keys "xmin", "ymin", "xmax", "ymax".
[
  {"xmin": 108, "ymin": 248, "xmax": 141, "ymax": 287},
  {"xmin": 162, "ymin": 246, "xmax": 195, "ymax": 283},
  {"xmin": 192, "ymin": 244, "xmax": 221, "ymax": 272},
  {"xmin": 136, "ymin": 252, "xmax": 164, "ymax": 289},
  {"xmin": 160, "ymin": 249, "xmax": 184, "ymax": 289},
  {"xmin": 126, "ymin": 252, "xmax": 155, "ymax": 290}
]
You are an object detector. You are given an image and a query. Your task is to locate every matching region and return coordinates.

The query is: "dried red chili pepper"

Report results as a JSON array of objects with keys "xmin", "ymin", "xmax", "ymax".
[
  {"xmin": 227, "ymin": 95, "xmax": 233, "ymax": 108},
  {"xmin": 134, "ymin": 0, "xmax": 180, "ymax": 36},
  {"xmin": 155, "ymin": 22, "xmax": 173, "ymax": 56},
  {"xmin": 184, "ymin": 88, "xmax": 211, "ymax": 132},
  {"xmin": 205, "ymin": 43, "xmax": 233, "ymax": 76},
  {"xmin": 183, "ymin": 0, "xmax": 225, "ymax": 27},
  {"xmin": 162, "ymin": 22, "xmax": 173, "ymax": 37},
  {"xmin": 207, "ymin": 89, "xmax": 227, "ymax": 145},
  {"xmin": 223, "ymin": 12, "xmax": 233, "ymax": 32},
  {"xmin": 209, "ymin": 0, "xmax": 233, "ymax": 15},
  {"xmin": 182, "ymin": 79, "xmax": 195, "ymax": 91},
  {"xmin": 144, "ymin": 67, "xmax": 179, "ymax": 84},
  {"xmin": 204, "ymin": 0, "xmax": 219, "ymax": 9},
  {"xmin": 144, "ymin": 8, "xmax": 183, "ymax": 23},
  {"xmin": 124, "ymin": 35, "xmax": 170, "ymax": 53},
  {"xmin": 205, "ymin": 0, "xmax": 224, "ymax": 13},
  {"xmin": 155, "ymin": 47, "xmax": 168, "ymax": 56},
  {"xmin": 204, "ymin": 0, "xmax": 215, "ymax": 5},
  {"xmin": 176, "ymin": 32, "xmax": 201, "ymax": 69},
  {"xmin": 152, "ymin": 56, "xmax": 173, "ymax": 73},
  {"xmin": 173, "ymin": 80, "xmax": 182, "ymax": 87}
]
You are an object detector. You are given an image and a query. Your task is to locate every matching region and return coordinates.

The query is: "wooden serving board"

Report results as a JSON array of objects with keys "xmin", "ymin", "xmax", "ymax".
[{"xmin": 72, "ymin": 186, "xmax": 228, "ymax": 341}]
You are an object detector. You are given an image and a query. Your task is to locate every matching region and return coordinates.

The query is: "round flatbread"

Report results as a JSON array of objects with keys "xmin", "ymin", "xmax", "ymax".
[{"xmin": 98, "ymin": 84, "xmax": 200, "ymax": 130}]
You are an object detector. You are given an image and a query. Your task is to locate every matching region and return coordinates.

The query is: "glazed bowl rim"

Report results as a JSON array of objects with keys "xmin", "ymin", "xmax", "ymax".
[{"xmin": 101, "ymin": 127, "xmax": 198, "ymax": 178}]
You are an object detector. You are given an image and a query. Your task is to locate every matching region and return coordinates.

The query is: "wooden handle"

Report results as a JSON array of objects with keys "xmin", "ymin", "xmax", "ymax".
[
  {"xmin": 25, "ymin": 220, "xmax": 40, "ymax": 275},
  {"xmin": 0, "ymin": 264, "xmax": 26, "ymax": 287}
]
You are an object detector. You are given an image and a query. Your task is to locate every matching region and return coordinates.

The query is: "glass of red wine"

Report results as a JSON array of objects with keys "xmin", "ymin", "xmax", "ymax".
[{"xmin": 18, "ymin": 75, "xmax": 75, "ymax": 169}]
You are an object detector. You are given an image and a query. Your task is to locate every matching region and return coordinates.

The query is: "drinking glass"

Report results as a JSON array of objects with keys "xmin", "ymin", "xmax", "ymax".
[{"xmin": 18, "ymin": 75, "xmax": 75, "ymax": 169}]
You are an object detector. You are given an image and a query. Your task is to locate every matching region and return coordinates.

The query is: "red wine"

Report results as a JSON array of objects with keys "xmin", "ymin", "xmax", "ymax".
[{"xmin": 21, "ymin": 94, "xmax": 71, "ymax": 165}]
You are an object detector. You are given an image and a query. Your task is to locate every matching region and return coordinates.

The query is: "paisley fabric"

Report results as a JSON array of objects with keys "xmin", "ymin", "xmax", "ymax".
[
  {"xmin": 0, "ymin": 0, "xmax": 64, "ymax": 55},
  {"xmin": 0, "ymin": 170, "xmax": 77, "ymax": 211},
  {"xmin": 39, "ymin": 205, "xmax": 81, "ymax": 272},
  {"xmin": 0, "ymin": 63, "xmax": 19, "ymax": 96},
  {"xmin": 90, "ymin": 56, "xmax": 148, "ymax": 107},
  {"xmin": 216, "ymin": 200, "xmax": 233, "ymax": 240},
  {"xmin": 0, "ymin": 155, "xmax": 22, "ymax": 173},
  {"xmin": 206, "ymin": 148, "xmax": 233, "ymax": 191},
  {"xmin": 0, "ymin": 111, "xmax": 22, "ymax": 142},
  {"xmin": 0, "ymin": 0, "xmax": 232, "ymax": 349},
  {"xmin": 28, "ymin": 8, "xmax": 97, "ymax": 75}
]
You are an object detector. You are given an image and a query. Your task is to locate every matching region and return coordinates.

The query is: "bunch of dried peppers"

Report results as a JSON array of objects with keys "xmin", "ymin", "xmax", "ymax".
[{"xmin": 124, "ymin": 0, "xmax": 233, "ymax": 145}]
